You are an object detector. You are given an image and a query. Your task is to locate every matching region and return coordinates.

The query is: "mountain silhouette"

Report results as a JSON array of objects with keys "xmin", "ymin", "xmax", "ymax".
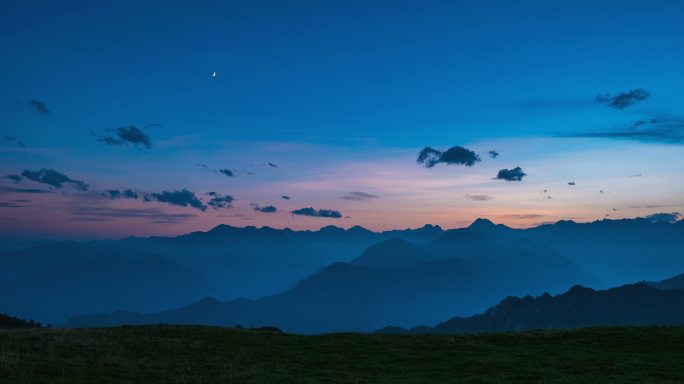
[
  {"xmin": 0, "ymin": 313, "xmax": 42, "ymax": 329},
  {"xmin": 64, "ymin": 230, "xmax": 595, "ymax": 332},
  {"xmin": 389, "ymin": 281, "xmax": 684, "ymax": 333}
]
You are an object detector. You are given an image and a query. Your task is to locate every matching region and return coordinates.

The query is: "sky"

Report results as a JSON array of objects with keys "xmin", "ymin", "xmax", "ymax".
[{"xmin": 1, "ymin": 0, "xmax": 683, "ymax": 239}]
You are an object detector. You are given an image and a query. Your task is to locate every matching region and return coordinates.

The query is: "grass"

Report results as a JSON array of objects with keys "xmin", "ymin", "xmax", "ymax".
[{"xmin": 1, "ymin": 325, "xmax": 684, "ymax": 383}]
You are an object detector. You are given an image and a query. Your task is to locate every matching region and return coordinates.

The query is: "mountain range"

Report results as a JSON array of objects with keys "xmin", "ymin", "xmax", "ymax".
[{"xmin": 3, "ymin": 217, "xmax": 683, "ymax": 332}]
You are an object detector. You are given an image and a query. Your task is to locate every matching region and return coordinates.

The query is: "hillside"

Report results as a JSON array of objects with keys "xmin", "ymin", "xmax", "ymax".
[
  {"xmin": 383, "ymin": 282, "xmax": 684, "ymax": 334},
  {"xmin": 0, "ymin": 313, "xmax": 42, "ymax": 329},
  {"xmin": 2, "ymin": 325, "xmax": 684, "ymax": 383}
]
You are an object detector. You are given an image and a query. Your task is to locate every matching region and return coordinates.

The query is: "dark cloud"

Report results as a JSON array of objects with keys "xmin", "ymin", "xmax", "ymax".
[
  {"xmin": 104, "ymin": 189, "xmax": 139, "ymax": 199},
  {"xmin": 628, "ymin": 174, "xmax": 642, "ymax": 178},
  {"xmin": 219, "ymin": 169, "xmax": 235, "ymax": 177},
  {"xmin": 71, "ymin": 206, "xmax": 195, "ymax": 224},
  {"xmin": 340, "ymin": 191, "xmax": 379, "ymax": 201},
  {"xmin": 250, "ymin": 203, "xmax": 277, "ymax": 213},
  {"xmin": 206, "ymin": 192, "xmax": 235, "ymax": 209},
  {"xmin": 488, "ymin": 150, "xmax": 500, "ymax": 158},
  {"xmin": 3, "ymin": 135, "xmax": 26, "ymax": 149},
  {"xmin": 595, "ymin": 89, "xmax": 650, "ymax": 109},
  {"xmin": 281, "ymin": 195, "xmax": 291, "ymax": 200},
  {"xmin": 20, "ymin": 169, "xmax": 89, "ymax": 191},
  {"xmin": 267, "ymin": 162, "xmax": 278, "ymax": 168},
  {"xmin": 28, "ymin": 100, "xmax": 50, "ymax": 114},
  {"xmin": 416, "ymin": 146, "xmax": 481, "ymax": 168},
  {"xmin": 0, "ymin": 186, "xmax": 53, "ymax": 194},
  {"xmin": 466, "ymin": 194, "xmax": 492, "ymax": 201},
  {"xmin": 291, "ymin": 207, "xmax": 343, "ymax": 219},
  {"xmin": 148, "ymin": 189, "xmax": 207, "ymax": 211},
  {"xmin": 645, "ymin": 212, "xmax": 681, "ymax": 223},
  {"xmin": 495, "ymin": 167, "xmax": 526, "ymax": 182},
  {"xmin": 4, "ymin": 174, "xmax": 22, "ymax": 183},
  {"xmin": 568, "ymin": 182, "xmax": 576, "ymax": 186},
  {"xmin": 197, "ymin": 163, "xmax": 209, "ymax": 169},
  {"xmin": 96, "ymin": 126, "xmax": 153, "ymax": 149}
]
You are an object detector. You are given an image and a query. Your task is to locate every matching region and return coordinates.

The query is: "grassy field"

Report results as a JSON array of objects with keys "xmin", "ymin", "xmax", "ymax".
[{"xmin": 1, "ymin": 325, "xmax": 684, "ymax": 383}]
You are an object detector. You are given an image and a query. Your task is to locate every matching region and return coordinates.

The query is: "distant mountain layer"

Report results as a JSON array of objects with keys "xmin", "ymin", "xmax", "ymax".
[
  {"xmin": 378, "ymin": 283, "xmax": 684, "ymax": 334},
  {"xmin": 646, "ymin": 272, "xmax": 684, "ymax": 290},
  {"xmin": 0, "ymin": 224, "xmax": 444, "ymax": 323},
  {"xmin": 64, "ymin": 231, "xmax": 596, "ymax": 332}
]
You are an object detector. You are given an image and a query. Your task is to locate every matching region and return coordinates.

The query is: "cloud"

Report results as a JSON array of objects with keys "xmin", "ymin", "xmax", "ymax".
[
  {"xmin": 147, "ymin": 189, "xmax": 207, "ymax": 211},
  {"xmin": 568, "ymin": 182, "xmax": 576, "ymax": 186},
  {"xmin": 3, "ymin": 135, "xmax": 26, "ymax": 149},
  {"xmin": 0, "ymin": 186, "xmax": 53, "ymax": 194},
  {"xmin": 281, "ymin": 195, "xmax": 291, "ymax": 200},
  {"xmin": 206, "ymin": 192, "xmax": 235, "ymax": 209},
  {"xmin": 4, "ymin": 174, "xmax": 22, "ymax": 183},
  {"xmin": 148, "ymin": 123, "xmax": 163, "ymax": 127},
  {"xmin": 416, "ymin": 146, "xmax": 481, "ymax": 168},
  {"xmin": 28, "ymin": 100, "xmax": 50, "ymax": 114},
  {"xmin": 495, "ymin": 167, "xmax": 527, "ymax": 181},
  {"xmin": 267, "ymin": 162, "xmax": 278, "ymax": 168},
  {"xmin": 645, "ymin": 212, "xmax": 681, "ymax": 223},
  {"xmin": 250, "ymin": 203, "xmax": 277, "ymax": 213},
  {"xmin": 291, "ymin": 207, "xmax": 343, "ymax": 219},
  {"xmin": 104, "ymin": 189, "xmax": 139, "ymax": 199},
  {"xmin": 466, "ymin": 194, "xmax": 492, "ymax": 201},
  {"xmin": 20, "ymin": 169, "xmax": 89, "ymax": 191},
  {"xmin": 96, "ymin": 126, "xmax": 153, "ymax": 149},
  {"xmin": 340, "ymin": 191, "xmax": 379, "ymax": 201},
  {"xmin": 566, "ymin": 116, "xmax": 684, "ymax": 144},
  {"xmin": 219, "ymin": 169, "xmax": 235, "ymax": 177},
  {"xmin": 595, "ymin": 89, "xmax": 650, "ymax": 109},
  {"xmin": 502, "ymin": 214, "xmax": 544, "ymax": 219},
  {"xmin": 71, "ymin": 206, "xmax": 195, "ymax": 224},
  {"xmin": 0, "ymin": 202, "xmax": 28, "ymax": 208},
  {"xmin": 488, "ymin": 150, "xmax": 500, "ymax": 158}
]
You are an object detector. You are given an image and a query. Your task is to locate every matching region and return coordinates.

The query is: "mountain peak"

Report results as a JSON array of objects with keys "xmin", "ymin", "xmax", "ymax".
[{"xmin": 468, "ymin": 218, "xmax": 497, "ymax": 229}]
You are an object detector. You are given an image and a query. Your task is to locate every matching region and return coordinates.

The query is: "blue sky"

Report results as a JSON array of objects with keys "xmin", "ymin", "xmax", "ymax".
[{"xmin": 1, "ymin": 0, "xmax": 683, "ymax": 238}]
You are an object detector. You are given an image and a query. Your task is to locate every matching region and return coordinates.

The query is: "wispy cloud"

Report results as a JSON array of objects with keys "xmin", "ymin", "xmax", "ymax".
[
  {"xmin": 28, "ymin": 100, "xmax": 50, "ymax": 114},
  {"xmin": 95, "ymin": 126, "xmax": 153, "ymax": 150},
  {"xmin": 566, "ymin": 117, "xmax": 684, "ymax": 144},
  {"xmin": 0, "ymin": 186, "xmax": 53, "ymax": 194},
  {"xmin": 71, "ymin": 206, "xmax": 195, "ymax": 224},
  {"xmin": 466, "ymin": 194, "xmax": 492, "ymax": 201},
  {"xmin": 340, "ymin": 191, "xmax": 379, "ymax": 201},
  {"xmin": 14, "ymin": 169, "xmax": 89, "ymax": 191},
  {"xmin": 595, "ymin": 88, "xmax": 650, "ymax": 109},
  {"xmin": 2, "ymin": 135, "xmax": 26, "ymax": 149},
  {"xmin": 104, "ymin": 189, "xmax": 139, "ymax": 199}
]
